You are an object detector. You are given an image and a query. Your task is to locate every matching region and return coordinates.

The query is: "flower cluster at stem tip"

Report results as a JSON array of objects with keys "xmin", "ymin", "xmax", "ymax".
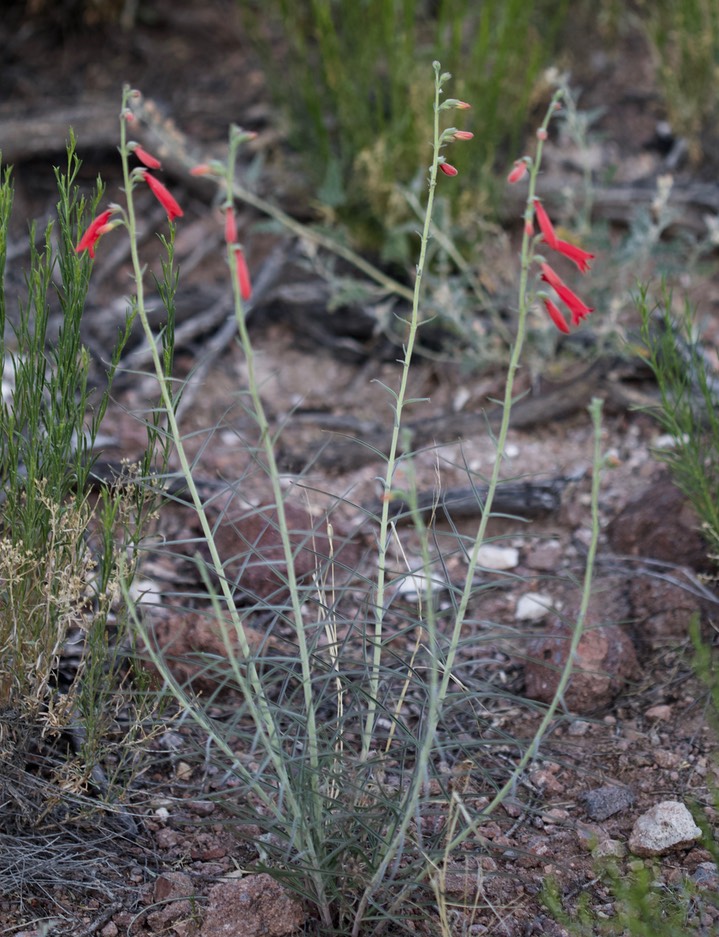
[
  {"xmin": 76, "ymin": 97, "xmax": 184, "ymax": 258},
  {"xmin": 508, "ymin": 146, "xmax": 595, "ymax": 334},
  {"xmin": 437, "ymin": 92, "xmax": 473, "ymax": 178}
]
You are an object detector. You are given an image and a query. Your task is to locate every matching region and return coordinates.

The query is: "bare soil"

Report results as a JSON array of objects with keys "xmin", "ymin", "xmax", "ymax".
[{"xmin": 1, "ymin": 3, "xmax": 719, "ymax": 936}]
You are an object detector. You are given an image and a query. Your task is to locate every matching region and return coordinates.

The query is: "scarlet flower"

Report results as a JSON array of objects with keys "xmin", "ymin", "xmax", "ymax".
[
  {"xmin": 542, "ymin": 297, "xmax": 570, "ymax": 334},
  {"xmin": 507, "ymin": 160, "xmax": 528, "ymax": 184},
  {"xmin": 552, "ymin": 238, "xmax": 595, "ymax": 274},
  {"xmin": 233, "ymin": 246, "xmax": 252, "ymax": 301},
  {"xmin": 143, "ymin": 171, "xmax": 183, "ymax": 222},
  {"xmin": 76, "ymin": 208, "xmax": 114, "ymax": 258},
  {"xmin": 439, "ymin": 162, "xmax": 458, "ymax": 176},
  {"xmin": 540, "ymin": 263, "xmax": 593, "ymax": 325},
  {"xmin": 533, "ymin": 199, "xmax": 557, "ymax": 247},
  {"xmin": 534, "ymin": 199, "xmax": 594, "ymax": 273},
  {"xmin": 132, "ymin": 145, "xmax": 162, "ymax": 170},
  {"xmin": 224, "ymin": 206, "xmax": 237, "ymax": 245}
]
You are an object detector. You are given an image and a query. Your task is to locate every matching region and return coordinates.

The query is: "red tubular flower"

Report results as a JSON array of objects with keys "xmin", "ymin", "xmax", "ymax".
[
  {"xmin": 224, "ymin": 206, "xmax": 237, "ymax": 245},
  {"xmin": 540, "ymin": 263, "xmax": 594, "ymax": 325},
  {"xmin": 439, "ymin": 162, "xmax": 458, "ymax": 176},
  {"xmin": 452, "ymin": 130, "xmax": 474, "ymax": 141},
  {"xmin": 534, "ymin": 199, "xmax": 594, "ymax": 272},
  {"xmin": 507, "ymin": 160, "xmax": 528, "ymax": 184},
  {"xmin": 552, "ymin": 238, "xmax": 595, "ymax": 274},
  {"xmin": 143, "ymin": 171, "xmax": 183, "ymax": 222},
  {"xmin": 76, "ymin": 208, "xmax": 114, "ymax": 258},
  {"xmin": 233, "ymin": 246, "xmax": 252, "ymax": 301},
  {"xmin": 542, "ymin": 297, "xmax": 570, "ymax": 334},
  {"xmin": 132, "ymin": 145, "xmax": 162, "ymax": 170},
  {"xmin": 533, "ymin": 199, "xmax": 557, "ymax": 248}
]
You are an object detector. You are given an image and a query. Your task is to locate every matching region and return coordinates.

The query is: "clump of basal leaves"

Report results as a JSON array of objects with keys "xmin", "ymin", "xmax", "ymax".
[{"xmin": 0, "ymin": 138, "xmax": 169, "ymax": 823}]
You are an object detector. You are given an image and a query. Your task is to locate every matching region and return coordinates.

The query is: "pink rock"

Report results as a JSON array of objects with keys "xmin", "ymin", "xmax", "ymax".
[
  {"xmin": 201, "ymin": 874, "xmax": 305, "ymax": 937},
  {"xmin": 524, "ymin": 619, "xmax": 639, "ymax": 714}
]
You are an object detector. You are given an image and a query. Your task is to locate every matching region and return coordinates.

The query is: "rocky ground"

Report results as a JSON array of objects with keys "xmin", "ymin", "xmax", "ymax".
[{"xmin": 1, "ymin": 3, "xmax": 719, "ymax": 935}]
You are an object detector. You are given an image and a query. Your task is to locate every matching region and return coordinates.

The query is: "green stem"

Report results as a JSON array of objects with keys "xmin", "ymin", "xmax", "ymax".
[
  {"xmin": 436, "ymin": 90, "xmax": 562, "ymax": 710},
  {"xmin": 224, "ymin": 127, "xmax": 324, "ymax": 838},
  {"xmin": 445, "ymin": 396, "xmax": 604, "ymax": 853},
  {"xmin": 119, "ymin": 89, "xmax": 329, "ymax": 915},
  {"xmin": 361, "ymin": 62, "xmax": 447, "ymax": 759}
]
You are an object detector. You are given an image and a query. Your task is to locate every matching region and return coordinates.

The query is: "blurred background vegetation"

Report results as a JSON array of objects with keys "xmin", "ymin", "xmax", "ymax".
[{"xmin": 7, "ymin": 0, "xmax": 719, "ymax": 269}]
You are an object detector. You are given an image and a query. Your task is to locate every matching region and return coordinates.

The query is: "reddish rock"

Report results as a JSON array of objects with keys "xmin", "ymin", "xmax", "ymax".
[
  {"xmin": 200, "ymin": 874, "xmax": 305, "ymax": 937},
  {"xmin": 606, "ymin": 473, "xmax": 710, "ymax": 571},
  {"xmin": 523, "ymin": 592, "xmax": 639, "ymax": 714},
  {"xmin": 627, "ymin": 573, "xmax": 702, "ymax": 648},
  {"xmin": 147, "ymin": 872, "xmax": 197, "ymax": 932},
  {"xmin": 191, "ymin": 493, "xmax": 360, "ymax": 603}
]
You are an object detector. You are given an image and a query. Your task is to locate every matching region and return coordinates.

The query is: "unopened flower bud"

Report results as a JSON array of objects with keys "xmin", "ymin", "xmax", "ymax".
[
  {"xmin": 440, "ymin": 98, "xmax": 472, "ymax": 111},
  {"xmin": 452, "ymin": 130, "xmax": 474, "ymax": 141},
  {"xmin": 507, "ymin": 159, "xmax": 529, "ymax": 184},
  {"xmin": 130, "ymin": 144, "xmax": 162, "ymax": 169},
  {"xmin": 536, "ymin": 127, "xmax": 548, "ymax": 141},
  {"xmin": 439, "ymin": 162, "xmax": 458, "ymax": 176}
]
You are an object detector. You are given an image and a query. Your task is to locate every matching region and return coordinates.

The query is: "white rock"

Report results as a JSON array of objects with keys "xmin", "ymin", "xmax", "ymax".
[
  {"xmin": 628, "ymin": 801, "xmax": 702, "ymax": 857},
  {"xmin": 476, "ymin": 544, "xmax": 519, "ymax": 570},
  {"xmin": 516, "ymin": 592, "xmax": 553, "ymax": 622}
]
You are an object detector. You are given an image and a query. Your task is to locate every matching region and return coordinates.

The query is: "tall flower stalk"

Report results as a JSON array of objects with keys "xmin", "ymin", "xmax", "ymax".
[
  {"xmin": 361, "ymin": 62, "xmax": 472, "ymax": 758},
  {"xmin": 103, "ymin": 87, "xmax": 334, "ymax": 924},
  {"xmin": 436, "ymin": 87, "xmax": 594, "ymax": 711}
]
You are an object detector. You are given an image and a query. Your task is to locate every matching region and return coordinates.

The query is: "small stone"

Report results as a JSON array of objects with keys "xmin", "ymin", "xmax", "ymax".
[
  {"xmin": 525, "ymin": 539, "xmax": 562, "ymax": 571},
  {"xmin": 476, "ymin": 544, "xmax": 519, "ymax": 570},
  {"xmin": 567, "ymin": 719, "xmax": 591, "ymax": 736},
  {"xmin": 156, "ymin": 827, "xmax": 182, "ymax": 849},
  {"xmin": 693, "ymin": 862, "xmax": 719, "ymax": 887},
  {"xmin": 148, "ymin": 872, "xmax": 195, "ymax": 932},
  {"xmin": 645, "ymin": 704, "xmax": 672, "ymax": 722},
  {"xmin": 516, "ymin": 592, "xmax": 553, "ymax": 622},
  {"xmin": 653, "ymin": 749, "xmax": 681, "ymax": 770},
  {"xmin": 580, "ymin": 785, "xmax": 635, "ymax": 821},
  {"xmin": 188, "ymin": 799, "xmax": 216, "ymax": 817},
  {"xmin": 577, "ymin": 823, "xmax": 601, "ymax": 852},
  {"xmin": 592, "ymin": 838, "xmax": 626, "ymax": 859},
  {"xmin": 628, "ymin": 801, "xmax": 702, "ymax": 857}
]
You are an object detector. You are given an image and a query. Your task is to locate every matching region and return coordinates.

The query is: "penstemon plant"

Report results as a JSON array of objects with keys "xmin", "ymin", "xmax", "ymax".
[{"xmin": 105, "ymin": 69, "xmax": 603, "ymax": 932}]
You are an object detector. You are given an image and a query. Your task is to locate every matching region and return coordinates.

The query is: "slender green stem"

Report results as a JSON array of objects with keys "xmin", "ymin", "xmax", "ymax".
[
  {"xmin": 223, "ymin": 128, "xmax": 324, "ymax": 838},
  {"xmin": 436, "ymin": 90, "xmax": 562, "ymax": 710},
  {"xmin": 445, "ymin": 397, "xmax": 604, "ymax": 853},
  {"xmin": 361, "ymin": 62, "xmax": 448, "ymax": 759},
  {"xmin": 119, "ymin": 90, "xmax": 329, "ymax": 914},
  {"xmin": 353, "ymin": 89, "xmax": 566, "ymax": 932}
]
